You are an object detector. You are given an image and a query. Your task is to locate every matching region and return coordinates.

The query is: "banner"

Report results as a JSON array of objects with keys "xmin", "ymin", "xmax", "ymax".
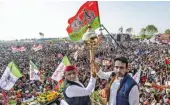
[
  {"xmin": 32, "ymin": 44, "xmax": 42, "ymax": 51},
  {"xmin": 11, "ymin": 46, "xmax": 26, "ymax": 52}
]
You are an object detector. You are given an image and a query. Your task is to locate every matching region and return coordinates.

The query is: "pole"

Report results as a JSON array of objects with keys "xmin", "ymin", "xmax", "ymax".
[
  {"xmin": 90, "ymin": 44, "xmax": 95, "ymax": 105},
  {"xmin": 101, "ymin": 24, "xmax": 125, "ymax": 49}
]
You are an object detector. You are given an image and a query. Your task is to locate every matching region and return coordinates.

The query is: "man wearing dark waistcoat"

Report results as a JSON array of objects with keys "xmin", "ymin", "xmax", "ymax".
[
  {"xmin": 63, "ymin": 65, "xmax": 96, "ymax": 105},
  {"xmin": 95, "ymin": 56, "xmax": 139, "ymax": 105}
]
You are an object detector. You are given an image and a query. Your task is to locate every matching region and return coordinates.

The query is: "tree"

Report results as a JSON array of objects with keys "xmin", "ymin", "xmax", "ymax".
[
  {"xmin": 165, "ymin": 29, "xmax": 170, "ymax": 35},
  {"xmin": 126, "ymin": 28, "xmax": 133, "ymax": 35},
  {"xmin": 145, "ymin": 25, "xmax": 158, "ymax": 35},
  {"xmin": 140, "ymin": 28, "xmax": 146, "ymax": 39},
  {"xmin": 140, "ymin": 28, "xmax": 146, "ymax": 34}
]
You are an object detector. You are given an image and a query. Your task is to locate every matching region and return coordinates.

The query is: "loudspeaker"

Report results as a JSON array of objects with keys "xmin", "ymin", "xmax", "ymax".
[
  {"xmin": 126, "ymin": 34, "xmax": 130, "ymax": 41},
  {"xmin": 117, "ymin": 34, "xmax": 121, "ymax": 41}
]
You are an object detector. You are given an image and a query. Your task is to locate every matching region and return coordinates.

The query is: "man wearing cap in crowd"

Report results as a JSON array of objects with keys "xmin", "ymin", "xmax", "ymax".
[
  {"xmin": 63, "ymin": 65, "xmax": 96, "ymax": 105},
  {"xmin": 94, "ymin": 56, "xmax": 139, "ymax": 105}
]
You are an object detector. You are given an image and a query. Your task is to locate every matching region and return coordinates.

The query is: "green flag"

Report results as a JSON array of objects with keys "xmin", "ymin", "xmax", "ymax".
[{"xmin": 0, "ymin": 61, "xmax": 22, "ymax": 90}]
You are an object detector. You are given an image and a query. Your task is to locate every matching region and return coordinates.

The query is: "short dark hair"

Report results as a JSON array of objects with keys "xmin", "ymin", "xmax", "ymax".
[{"xmin": 114, "ymin": 56, "xmax": 128, "ymax": 68}]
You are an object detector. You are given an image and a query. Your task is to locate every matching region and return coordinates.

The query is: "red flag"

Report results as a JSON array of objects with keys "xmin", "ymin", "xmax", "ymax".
[
  {"xmin": 66, "ymin": 1, "xmax": 101, "ymax": 41},
  {"xmin": 165, "ymin": 57, "xmax": 170, "ymax": 65}
]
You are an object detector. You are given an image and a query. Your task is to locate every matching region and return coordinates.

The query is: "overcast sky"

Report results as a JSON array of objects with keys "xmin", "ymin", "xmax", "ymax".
[{"xmin": 0, "ymin": 0, "xmax": 170, "ymax": 40}]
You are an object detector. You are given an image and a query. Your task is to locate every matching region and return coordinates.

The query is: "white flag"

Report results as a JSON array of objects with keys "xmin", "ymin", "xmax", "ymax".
[
  {"xmin": 132, "ymin": 70, "xmax": 141, "ymax": 84},
  {"xmin": 0, "ymin": 62, "xmax": 22, "ymax": 90},
  {"xmin": 51, "ymin": 56, "xmax": 71, "ymax": 82},
  {"xmin": 74, "ymin": 51, "xmax": 78, "ymax": 61},
  {"xmin": 30, "ymin": 60, "xmax": 40, "ymax": 80}
]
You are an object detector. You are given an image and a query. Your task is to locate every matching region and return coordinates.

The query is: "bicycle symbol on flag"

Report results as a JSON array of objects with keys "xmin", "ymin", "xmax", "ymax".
[{"xmin": 70, "ymin": 9, "xmax": 95, "ymax": 32}]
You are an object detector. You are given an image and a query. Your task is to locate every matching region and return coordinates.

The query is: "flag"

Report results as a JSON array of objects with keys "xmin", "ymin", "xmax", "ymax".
[
  {"xmin": 165, "ymin": 57, "xmax": 170, "ymax": 65},
  {"xmin": 39, "ymin": 32, "xmax": 44, "ymax": 37},
  {"xmin": 30, "ymin": 60, "xmax": 40, "ymax": 80},
  {"xmin": 11, "ymin": 46, "xmax": 26, "ymax": 52},
  {"xmin": 32, "ymin": 44, "xmax": 42, "ymax": 51},
  {"xmin": 51, "ymin": 56, "xmax": 71, "ymax": 82},
  {"xmin": 132, "ymin": 70, "xmax": 141, "ymax": 84},
  {"xmin": 66, "ymin": 1, "xmax": 101, "ymax": 41},
  {"xmin": 74, "ymin": 51, "xmax": 78, "ymax": 60},
  {"xmin": 0, "ymin": 62, "xmax": 22, "ymax": 90}
]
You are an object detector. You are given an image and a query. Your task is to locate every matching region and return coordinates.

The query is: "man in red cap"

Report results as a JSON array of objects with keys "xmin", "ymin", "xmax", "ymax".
[{"xmin": 63, "ymin": 65, "xmax": 96, "ymax": 105}]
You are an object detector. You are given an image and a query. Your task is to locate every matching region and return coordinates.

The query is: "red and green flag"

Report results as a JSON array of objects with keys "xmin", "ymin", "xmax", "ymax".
[{"xmin": 66, "ymin": 1, "xmax": 101, "ymax": 41}]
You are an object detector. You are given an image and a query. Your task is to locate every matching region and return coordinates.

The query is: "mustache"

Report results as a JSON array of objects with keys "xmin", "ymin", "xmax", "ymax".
[{"xmin": 116, "ymin": 72, "xmax": 124, "ymax": 76}]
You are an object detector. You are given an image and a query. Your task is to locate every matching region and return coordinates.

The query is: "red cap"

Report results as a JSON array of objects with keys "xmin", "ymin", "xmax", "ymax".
[{"xmin": 64, "ymin": 65, "xmax": 77, "ymax": 72}]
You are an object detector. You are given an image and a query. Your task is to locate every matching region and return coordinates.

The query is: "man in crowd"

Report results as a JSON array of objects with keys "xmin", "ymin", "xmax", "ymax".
[
  {"xmin": 95, "ymin": 56, "xmax": 139, "ymax": 105},
  {"xmin": 63, "ymin": 65, "xmax": 96, "ymax": 105}
]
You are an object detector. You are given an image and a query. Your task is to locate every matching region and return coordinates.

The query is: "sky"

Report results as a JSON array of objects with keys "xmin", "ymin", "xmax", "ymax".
[{"xmin": 0, "ymin": 0, "xmax": 170, "ymax": 40}]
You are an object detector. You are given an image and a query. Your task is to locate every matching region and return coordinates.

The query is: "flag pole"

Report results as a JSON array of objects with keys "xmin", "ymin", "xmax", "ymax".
[{"xmin": 101, "ymin": 24, "xmax": 125, "ymax": 49}]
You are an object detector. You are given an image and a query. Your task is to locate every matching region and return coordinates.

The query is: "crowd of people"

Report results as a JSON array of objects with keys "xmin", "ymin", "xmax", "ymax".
[{"xmin": 0, "ymin": 37, "xmax": 170, "ymax": 105}]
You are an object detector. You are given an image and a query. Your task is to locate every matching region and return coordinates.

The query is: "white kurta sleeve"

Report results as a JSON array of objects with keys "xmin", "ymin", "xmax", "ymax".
[
  {"xmin": 96, "ymin": 68, "xmax": 112, "ymax": 80},
  {"xmin": 66, "ymin": 76, "xmax": 96, "ymax": 98},
  {"xmin": 60, "ymin": 99, "xmax": 69, "ymax": 105},
  {"xmin": 129, "ymin": 85, "xmax": 139, "ymax": 105}
]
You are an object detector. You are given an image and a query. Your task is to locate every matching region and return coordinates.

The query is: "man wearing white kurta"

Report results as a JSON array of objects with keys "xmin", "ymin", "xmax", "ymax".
[
  {"xmin": 63, "ymin": 65, "xmax": 96, "ymax": 105},
  {"xmin": 95, "ymin": 56, "xmax": 139, "ymax": 105}
]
